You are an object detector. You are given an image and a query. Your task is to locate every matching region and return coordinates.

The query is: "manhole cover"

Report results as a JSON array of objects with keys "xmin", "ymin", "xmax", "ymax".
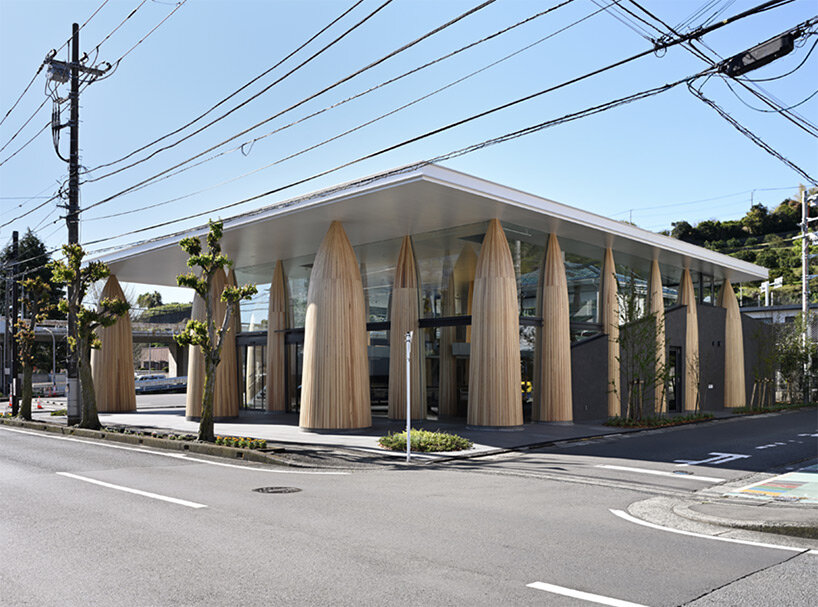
[{"xmin": 253, "ymin": 486, "xmax": 301, "ymax": 494}]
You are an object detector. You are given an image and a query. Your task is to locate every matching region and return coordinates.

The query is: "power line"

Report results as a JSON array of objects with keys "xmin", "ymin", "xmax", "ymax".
[
  {"xmin": 0, "ymin": 0, "xmax": 112, "ymax": 128},
  {"xmin": 689, "ymin": 80, "xmax": 817, "ymax": 185},
  {"xmin": 85, "ymin": 0, "xmax": 597, "ymax": 220},
  {"xmin": 79, "ymin": 0, "xmax": 781, "ymax": 217},
  {"xmin": 85, "ymin": 0, "xmax": 368, "ymax": 174},
  {"xmin": 106, "ymin": 0, "xmax": 188, "ymax": 66},
  {"xmin": 610, "ymin": 186, "xmax": 797, "ymax": 216},
  {"xmin": 82, "ymin": 0, "xmax": 398, "ymax": 182},
  {"xmin": 82, "ymin": 0, "xmax": 500, "ymax": 188},
  {"xmin": 88, "ymin": 0, "xmax": 150, "ymax": 57},
  {"xmin": 81, "ymin": 70, "xmax": 709, "ymax": 252}
]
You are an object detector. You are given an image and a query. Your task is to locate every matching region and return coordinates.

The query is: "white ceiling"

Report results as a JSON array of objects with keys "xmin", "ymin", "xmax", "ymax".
[{"xmin": 97, "ymin": 164, "xmax": 768, "ymax": 287}]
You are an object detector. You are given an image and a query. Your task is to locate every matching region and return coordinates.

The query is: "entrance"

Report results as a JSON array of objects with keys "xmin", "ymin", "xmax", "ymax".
[{"xmin": 667, "ymin": 346, "xmax": 682, "ymax": 412}]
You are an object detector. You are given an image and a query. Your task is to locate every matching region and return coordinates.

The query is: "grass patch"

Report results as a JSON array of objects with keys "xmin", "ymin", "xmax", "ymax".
[
  {"xmin": 50, "ymin": 408, "xmax": 67, "ymax": 416},
  {"xmin": 379, "ymin": 429, "xmax": 473, "ymax": 453},
  {"xmin": 605, "ymin": 412, "xmax": 714, "ymax": 428}
]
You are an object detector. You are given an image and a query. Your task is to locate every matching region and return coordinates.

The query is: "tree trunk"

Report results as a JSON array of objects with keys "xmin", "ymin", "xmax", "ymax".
[
  {"xmin": 18, "ymin": 364, "xmax": 33, "ymax": 421},
  {"xmin": 199, "ymin": 357, "xmax": 217, "ymax": 442},
  {"xmin": 78, "ymin": 339, "xmax": 101, "ymax": 430}
]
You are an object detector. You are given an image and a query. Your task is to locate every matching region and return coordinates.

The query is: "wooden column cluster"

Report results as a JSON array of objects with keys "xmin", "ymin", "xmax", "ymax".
[
  {"xmin": 299, "ymin": 221, "xmax": 371, "ymax": 430},
  {"xmin": 648, "ymin": 259, "xmax": 667, "ymax": 414},
  {"xmin": 467, "ymin": 220, "xmax": 521, "ymax": 427},
  {"xmin": 719, "ymin": 278, "xmax": 746, "ymax": 408},
  {"xmin": 536, "ymin": 234, "xmax": 573, "ymax": 422},
  {"xmin": 388, "ymin": 236, "xmax": 425, "ymax": 420},
  {"xmin": 266, "ymin": 260, "xmax": 289, "ymax": 413},
  {"xmin": 184, "ymin": 268, "xmax": 239, "ymax": 420},
  {"xmin": 600, "ymin": 247, "xmax": 620, "ymax": 418},
  {"xmin": 90, "ymin": 275, "xmax": 136, "ymax": 412},
  {"xmin": 438, "ymin": 244, "xmax": 476, "ymax": 418},
  {"xmin": 679, "ymin": 268, "xmax": 700, "ymax": 411}
]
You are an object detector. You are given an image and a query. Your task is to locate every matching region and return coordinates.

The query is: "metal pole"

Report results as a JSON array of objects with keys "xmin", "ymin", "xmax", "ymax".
[
  {"xmin": 405, "ymin": 330, "xmax": 413, "ymax": 463},
  {"xmin": 802, "ymin": 187, "xmax": 810, "ymax": 405},
  {"xmin": 10, "ymin": 232, "xmax": 19, "ymax": 416},
  {"xmin": 66, "ymin": 22, "xmax": 80, "ymax": 425}
]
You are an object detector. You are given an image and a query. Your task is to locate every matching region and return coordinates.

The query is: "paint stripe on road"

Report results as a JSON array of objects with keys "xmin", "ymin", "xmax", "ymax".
[
  {"xmin": 0, "ymin": 426, "xmax": 349, "ymax": 474},
  {"xmin": 526, "ymin": 582, "xmax": 648, "ymax": 606},
  {"xmin": 56, "ymin": 472, "xmax": 208, "ymax": 509},
  {"xmin": 595, "ymin": 464, "xmax": 725, "ymax": 483},
  {"xmin": 609, "ymin": 509, "xmax": 813, "ymax": 554}
]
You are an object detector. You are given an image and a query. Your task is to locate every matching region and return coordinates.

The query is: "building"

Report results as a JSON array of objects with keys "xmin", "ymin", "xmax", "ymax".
[{"xmin": 96, "ymin": 164, "xmax": 769, "ymax": 428}]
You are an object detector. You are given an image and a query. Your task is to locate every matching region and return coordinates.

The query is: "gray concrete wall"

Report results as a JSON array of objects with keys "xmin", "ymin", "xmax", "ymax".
[
  {"xmin": 571, "ymin": 334, "xmax": 609, "ymax": 422},
  {"xmin": 697, "ymin": 304, "xmax": 726, "ymax": 411}
]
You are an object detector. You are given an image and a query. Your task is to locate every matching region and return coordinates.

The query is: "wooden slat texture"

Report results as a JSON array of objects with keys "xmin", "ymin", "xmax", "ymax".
[
  {"xmin": 388, "ymin": 236, "xmax": 425, "ymax": 420},
  {"xmin": 438, "ymin": 244, "xmax": 476, "ymax": 418},
  {"xmin": 184, "ymin": 269, "xmax": 239, "ymax": 419},
  {"xmin": 185, "ymin": 292, "xmax": 205, "ymax": 419},
  {"xmin": 90, "ymin": 275, "xmax": 136, "ymax": 412},
  {"xmin": 718, "ymin": 278, "xmax": 746, "ymax": 408},
  {"xmin": 679, "ymin": 268, "xmax": 700, "ymax": 411},
  {"xmin": 467, "ymin": 220, "xmax": 522, "ymax": 427},
  {"xmin": 536, "ymin": 233, "xmax": 572, "ymax": 422},
  {"xmin": 600, "ymin": 247, "xmax": 620, "ymax": 417},
  {"xmin": 648, "ymin": 259, "xmax": 667, "ymax": 414},
  {"xmin": 300, "ymin": 221, "xmax": 371, "ymax": 429},
  {"xmin": 213, "ymin": 268, "xmax": 239, "ymax": 418},
  {"xmin": 266, "ymin": 260, "xmax": 289, "ymax": 412}
]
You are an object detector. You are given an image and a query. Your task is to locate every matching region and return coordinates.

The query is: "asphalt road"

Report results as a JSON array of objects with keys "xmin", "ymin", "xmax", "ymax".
[{"xmin": 1, "ymin": 411, "xmax": 816, "ymax": 606}]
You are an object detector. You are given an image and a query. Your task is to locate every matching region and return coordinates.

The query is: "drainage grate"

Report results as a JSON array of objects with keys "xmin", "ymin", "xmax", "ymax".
[{"xmin": 253, "ymin": 486, "xmax": 301, "ymax": 494}]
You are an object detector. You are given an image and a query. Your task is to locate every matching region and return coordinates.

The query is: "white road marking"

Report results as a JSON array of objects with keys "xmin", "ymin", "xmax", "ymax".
[
  {"xmin": 526, "ymin": 582, "xmax": 648, "ymax": 607},
  {"xmin": 610, "ymin": 509, "xmax": 815, "ymax": 554},
  {"xmin": 56, "ymin": 472, "xmax": 207, "ymax": 509},
  {"xmin": 0, "ymin": 426, "xmax": 349, "ymax": 475},
  {"xmin": 674, "ymin": 452, "xmax": 750, "ymax": 466},
  {"xmin": 595, "ymin": 464, "xmax": 725, "ymax": 483}
]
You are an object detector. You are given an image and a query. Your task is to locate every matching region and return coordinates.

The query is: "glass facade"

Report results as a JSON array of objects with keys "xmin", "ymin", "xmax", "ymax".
[{"xmin": 234, "ymin": 221, "xmax": 717, "ymax": 419}]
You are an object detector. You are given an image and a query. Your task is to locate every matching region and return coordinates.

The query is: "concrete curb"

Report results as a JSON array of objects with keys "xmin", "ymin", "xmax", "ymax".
[
  {"xmin": 0, "ymin": 417, "xmax": 323, "ymax": 469},
  {"xmin": 672, "ymin": 500, "xmax": 818, "ymax": 540}
]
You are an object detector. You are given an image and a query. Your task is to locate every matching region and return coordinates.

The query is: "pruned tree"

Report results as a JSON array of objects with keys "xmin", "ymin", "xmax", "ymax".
[
  {"xmin": 50, "ymin": 244, "xmax": 130, "ymax": 429},
  {"xmin": 175, "ymin": 220, "xmax": 256, "ymax": 442},
  {"xmin": 14, "ymin": 276, "xmax": 53, "ymax": 420},
  {"xmin": 613, "ymin": 273, "xmax": 669, "ymax": 420}
]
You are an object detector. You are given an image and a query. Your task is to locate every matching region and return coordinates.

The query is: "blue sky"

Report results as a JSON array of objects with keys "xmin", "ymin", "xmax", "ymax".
[{"xmin": 1, "ymin": 0, "xmax": 816, "ymax": 302}]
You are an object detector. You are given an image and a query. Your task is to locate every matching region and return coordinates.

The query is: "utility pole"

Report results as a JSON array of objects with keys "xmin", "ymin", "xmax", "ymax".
[
  {"xmin": 45, "ymin": 24, "xmax": 106, "ymax": 424},
  {"xmin": 66, "ymin": 23, "xmax": 81, "ymax": 424},
  {"xmin": 801, "ymin": 186, "xmax": 818, "ymax": 405},
  {"xmin": 10, "ymin": 231, "xmax": 19, "ymax": 416}
]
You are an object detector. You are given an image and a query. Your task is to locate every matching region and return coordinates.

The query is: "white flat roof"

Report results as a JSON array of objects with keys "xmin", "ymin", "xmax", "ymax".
[{"xmin": 98, "ymin": 164, "xmax": 768, "ymax": 286}]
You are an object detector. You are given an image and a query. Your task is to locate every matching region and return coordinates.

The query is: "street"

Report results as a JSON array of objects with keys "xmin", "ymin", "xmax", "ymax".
[{"xmin": 1, "ymin": 410, "xmax": 816, "ymax": 606}]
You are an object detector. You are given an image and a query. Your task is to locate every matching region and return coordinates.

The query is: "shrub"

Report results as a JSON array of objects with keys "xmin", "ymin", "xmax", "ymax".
[
  {"xmin": 379, "ymin": 429, "xmax": 473, "ymax": 452},
  {"xmin": 605, "ymin": 413, "xmax": 714, "ymax": 428}
]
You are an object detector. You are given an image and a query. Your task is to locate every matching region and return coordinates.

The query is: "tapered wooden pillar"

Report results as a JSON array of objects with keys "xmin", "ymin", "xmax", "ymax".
[
  {"xmin": 679, "ymin": 268, "xmax": 700, "ymax": 411},
  {"xmin": 536, "ymin": 233, "xmax": 572, "ymax": 422},
  {"xmin": 90, "ymin": 275, "xmax": 136, "ymax": 412},
  {"xmin": 215, "ymin": 269, "xmax": 240, "ymax": 418},
  {"xmin": 185, "ymin": 269, "xmax": 239, "ymax": 420},
  {"xmin": 388, "ymin": 236, "xmax": 425, "ymax": 420},
  {"xmin": 266, "ymin": 260, "xmax": 289, "ymax": 413},
  {"xmin": 300, "ymin": 221, "xmax": 371, "ymax": 430},
  {"xmin": 439, "ymin": 244, "xmax": 476, "ymax": 418},
  {"xmin": 185, "ymin": 293, "xmax": 205, "ymax": 419},
  {"xmin": 467, "ymin": 220, "xmax": 522, "ymax": 427},
  {"xmin": 600, "ymin": 248, "xmax": 620, "ymax": 417},
  {"xmin": 648, "ymin": 259, "xmax": 667, "ymax": 414},
  {"xmin": 719, "ymin": 278, "xmax": 746, "ymax": 408}
]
